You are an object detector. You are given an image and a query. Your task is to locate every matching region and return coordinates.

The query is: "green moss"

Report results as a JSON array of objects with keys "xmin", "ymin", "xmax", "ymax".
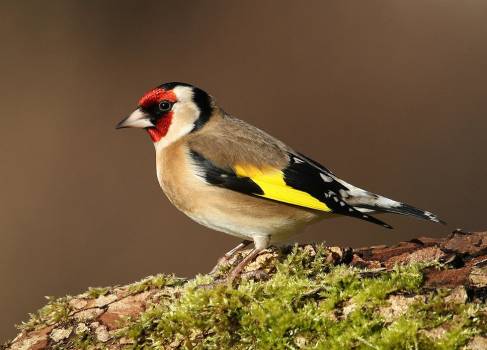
[
  {"xmin": 18, "ymin": 296, "xmax": 71, "ymax": 331},
  {"xmin": 70, "ymin": 327, "xmax": 96, "ymax": 350},
  {"xmin": 128, "ymin": 273, "xmax": 186, "ymax": 294},
  {"xmin": 12, "ymin": 245, "xmax": 487, "ymax": 349},
  {"xmin": 119, "ymin": 245, "xmax": 485, "ymax": 349},
  {"xmin": 367, "ymin": 295, "xmax": 481, "ymax": 350},
  {"xmin": 87, "ymin": 286, "xmax": 111, "ymax": 298}
]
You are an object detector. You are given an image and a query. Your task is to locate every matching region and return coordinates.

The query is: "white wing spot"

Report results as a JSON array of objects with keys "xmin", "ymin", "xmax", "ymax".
[
  {"xmin": 325, "ymin": 190, "xmax": 336, "ymax": 199},
  {"xmin": 293, "ymin": 157, "xmax": 304, "ymax": 164},
  {"xmin": 340, "ymin": 201, "xmax": 346, "ymax": 206},
  {"xmin": 320, "ymin": 173, "xmax": 333, "ymax": 183},
  {"xmin": 375, "ymin": 196, "xmax": 401, "ymax": 208}
]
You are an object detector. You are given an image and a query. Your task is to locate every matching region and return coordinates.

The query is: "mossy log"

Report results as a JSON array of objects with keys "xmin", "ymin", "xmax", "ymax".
[{"xmin": 3, "ymin": 231, "xmax": 487, "ymax": 350}]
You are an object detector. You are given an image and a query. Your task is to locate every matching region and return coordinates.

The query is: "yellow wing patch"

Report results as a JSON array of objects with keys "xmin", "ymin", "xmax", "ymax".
[{"xmin": 233, "ymin": 164, "xmax": 331, "ymax": 212}]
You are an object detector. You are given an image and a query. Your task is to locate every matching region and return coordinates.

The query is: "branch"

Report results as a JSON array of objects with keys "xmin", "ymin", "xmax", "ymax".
[{"xmin": 3, "ymin": 230, "xmax": 487, "ymax": 349}]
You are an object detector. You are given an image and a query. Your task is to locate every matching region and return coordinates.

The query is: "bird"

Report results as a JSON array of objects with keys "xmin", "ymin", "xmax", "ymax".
[{"xmin": 116, "ymin": 82, "xmax": 444, "ymax": 281}]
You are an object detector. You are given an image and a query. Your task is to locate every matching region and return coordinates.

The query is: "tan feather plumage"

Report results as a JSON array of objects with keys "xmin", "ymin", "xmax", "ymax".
[
  {"xmin": 188, "ymin": 109, "xmax": 290, "ymax": 170},
  {"xmin": 155, "ymin": 108, "xmax": 326, "ymax": 243}
]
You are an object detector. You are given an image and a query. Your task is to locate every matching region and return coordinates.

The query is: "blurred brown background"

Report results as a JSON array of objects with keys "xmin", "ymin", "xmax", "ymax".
[{"xmin": 1, "ymin": 0, "xmax": 486, "ymax": 341}]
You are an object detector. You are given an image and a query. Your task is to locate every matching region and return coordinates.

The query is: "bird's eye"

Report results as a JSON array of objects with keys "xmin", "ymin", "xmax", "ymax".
[{"xmin": 158, "ymin": 100, "xmax": 173, "ymax": 112}]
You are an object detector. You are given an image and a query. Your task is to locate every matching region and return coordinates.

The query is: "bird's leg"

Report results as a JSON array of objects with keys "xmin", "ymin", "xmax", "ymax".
[
  {"xmin": 228, "ymin": 236, "xmax": 270, "ymax": 283},
  {"xmin": 210, "ymin": 240, "xmax": 252, "ymax": 274},
  {"xmin": 227, "ymin": 248, "xmax": 262, "ymax": 282},
  {"xmin": 224, "ymin": 240, "xmax": 253, "ymax": 258}
]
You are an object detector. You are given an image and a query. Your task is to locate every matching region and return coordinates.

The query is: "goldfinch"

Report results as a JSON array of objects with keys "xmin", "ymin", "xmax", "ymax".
[{"xmin": 116, "ymin": 82, "xmax": 444, "ymax": 279}]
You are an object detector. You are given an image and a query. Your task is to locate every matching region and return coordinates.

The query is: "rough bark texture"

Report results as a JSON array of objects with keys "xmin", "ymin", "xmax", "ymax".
[{"xmin": 3, "ymin": 230, "xmax": 487, "ymax": 350}]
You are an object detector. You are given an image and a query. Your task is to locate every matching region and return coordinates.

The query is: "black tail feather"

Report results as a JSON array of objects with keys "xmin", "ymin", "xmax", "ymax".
[{"xmin": 356, "ymin": 201, "xmax": 446, "ymax": 224}]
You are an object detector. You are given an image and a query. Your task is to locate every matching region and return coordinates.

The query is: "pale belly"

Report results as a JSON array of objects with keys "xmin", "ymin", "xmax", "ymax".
[
  {"xmin": 164, "ymin": 182, "xmax": 327, "ymax": 243},
  {"xmin": 184, "ymin": 207, "xmax": 311, "ymax": 242}
]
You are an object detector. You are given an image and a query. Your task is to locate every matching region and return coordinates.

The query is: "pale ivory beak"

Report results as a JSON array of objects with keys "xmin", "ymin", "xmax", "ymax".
[{"xmin": 116, "ymin": 108, "xmax": 154, "ymax": 129}]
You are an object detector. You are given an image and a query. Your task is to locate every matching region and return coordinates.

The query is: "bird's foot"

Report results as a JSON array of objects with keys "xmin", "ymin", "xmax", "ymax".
[
  {"xmin": 209, "ymin": 240, "xmax": 252, "ymax": 275},
  {"xmin": 226, "ymin": 248, "xmax": 263, "ymax": 285},
  {"xmin": 209, "ymin": 255, "xmax": 231, "ymax": 275},
  {"xmin": 241, "ymin": 269, "xmax": 270, "ymax": 282}
]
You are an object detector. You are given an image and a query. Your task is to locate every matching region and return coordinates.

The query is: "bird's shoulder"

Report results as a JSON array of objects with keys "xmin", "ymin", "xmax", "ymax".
[{"xmin": 187, "ymin": 114, "xmax": 291, "ymax": 170}]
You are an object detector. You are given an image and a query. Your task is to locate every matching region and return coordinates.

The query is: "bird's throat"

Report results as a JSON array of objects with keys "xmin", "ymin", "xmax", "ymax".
[{"xmin": 147, "ymin": 112, "xmax": 174, "ymax": 143}]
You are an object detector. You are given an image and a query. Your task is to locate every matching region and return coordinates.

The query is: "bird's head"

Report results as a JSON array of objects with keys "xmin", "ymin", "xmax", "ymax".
[{"xmin": 116, "ymin": 82, "xmax": 213, "ymax": 146}]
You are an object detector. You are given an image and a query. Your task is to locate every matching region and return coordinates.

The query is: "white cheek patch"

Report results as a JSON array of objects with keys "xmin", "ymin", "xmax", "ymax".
[
  {"xmin": 153, "ymin": 92, "xmax": 201, "ymax": 150},
  {"xmin": 173, "ymin": 86, "xmax": 195, "ymax": 102},
  {"xmin": 154, "ymin": 114, "xmax": 195, "ymax": 150}
]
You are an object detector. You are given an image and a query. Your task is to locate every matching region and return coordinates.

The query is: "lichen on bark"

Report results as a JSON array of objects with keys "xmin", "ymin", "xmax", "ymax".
[{"xmin": 3, "ymin": 231, "xmax": 487, "ymax": 350}]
